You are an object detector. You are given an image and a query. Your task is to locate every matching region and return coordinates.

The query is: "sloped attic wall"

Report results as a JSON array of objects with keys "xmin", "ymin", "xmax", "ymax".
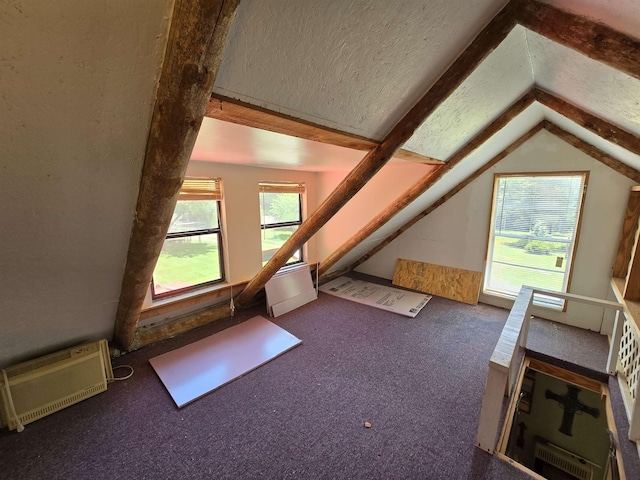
[
  {"xmin": 316, "ymin": 162, "xmax": 436, "ymax": 261},
  {"xmin": 0, "ymin": 2, "xmax": 172, "ymax": 367},
  {"xmin": 356, "ymin": 130, "xmax": 636, "ymax": 332}
]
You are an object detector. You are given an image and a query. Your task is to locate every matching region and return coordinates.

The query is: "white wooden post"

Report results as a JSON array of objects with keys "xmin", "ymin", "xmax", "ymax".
[
  {"xmin": 630, "ymin": 380, "xmax": 640, "ymax": 441},
  {"xmin": 477, "ymin": 287, "xmax": 533, "ymax": 453},
  {"xmin": 476, "ymin": 365, "xmax": 509, "ymax": 454},
  {"xmin": 505, "ymin": 287, "xmax": 533, "ymax": 394},
  {"xmin": 607, "ymin": 310, "xmax": 623, "ymax": 375},
  {"xmin": 519, "ymin": 302, "xmax": 532, "ymax": 349}
]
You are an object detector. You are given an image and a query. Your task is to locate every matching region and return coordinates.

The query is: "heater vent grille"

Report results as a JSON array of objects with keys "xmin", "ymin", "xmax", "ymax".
[
  {"xmin": 534, "ymin": 442, "xmax": 593, "ymax": 480},
  {"xmin": 0, "ymin": 339, "xmax": 112, "ymax": 431}
]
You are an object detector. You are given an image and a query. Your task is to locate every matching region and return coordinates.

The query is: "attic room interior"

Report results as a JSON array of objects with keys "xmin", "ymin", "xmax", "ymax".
[{"xmin": 3, "ymin": 0, "xmax": 640, "ymax": 478}]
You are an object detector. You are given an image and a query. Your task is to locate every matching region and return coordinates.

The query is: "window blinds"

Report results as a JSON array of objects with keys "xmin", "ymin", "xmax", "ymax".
[
  {"xmin": 258, "ymin": 182, "xmax": 305, "ymax": 194},
  {"xmin": 485, "ymin": 172, "xmax": 587, "ymax": 306},
  {"xmin": 493, "ymin": 174, "xmax": 585, "ymax": 239},
  {"xmin": 179, "ymin": 178, "xmax": 223, "ymax": 200}
]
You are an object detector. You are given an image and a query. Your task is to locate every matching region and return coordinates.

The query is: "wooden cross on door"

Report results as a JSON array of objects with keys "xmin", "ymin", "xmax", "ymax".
[{"xmin": 545, "ymin": 385, "xmax": 599, "ymax": 436}]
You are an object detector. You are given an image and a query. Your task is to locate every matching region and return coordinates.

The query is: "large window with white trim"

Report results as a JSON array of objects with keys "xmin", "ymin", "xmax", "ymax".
[
  {"xmin": 152, "ymin": 178, "xmax": 224, "ymax": 298},
  {"xmin": 259, "ymin": 182, "xmax": 304, "ymax": 266},
  {"xmin": 483, "ymin": 172, "xmax": 587, "ymax": 309}
]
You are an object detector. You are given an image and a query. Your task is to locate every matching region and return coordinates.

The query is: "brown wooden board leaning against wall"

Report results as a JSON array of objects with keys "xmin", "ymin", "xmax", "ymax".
[{"xmin": 392, "ymin": 258, "xmax": 482, "ymax": 305}]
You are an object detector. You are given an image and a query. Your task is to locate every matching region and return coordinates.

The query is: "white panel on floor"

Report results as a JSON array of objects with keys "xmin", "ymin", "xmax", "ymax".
[
  {"xmin": 265, "ymin": 263, "xmax": 317, "ymax": 317},
  {"xmin": 319, "ymin": 277, "xmax": 431, "ymax": 318},
  {"xmin": 149, "ymin": 316, "xmax": 302, "ymax": 407},
  {"xmin": 270, "ymin": 289, "xmax": 318, "ymax": 318}
]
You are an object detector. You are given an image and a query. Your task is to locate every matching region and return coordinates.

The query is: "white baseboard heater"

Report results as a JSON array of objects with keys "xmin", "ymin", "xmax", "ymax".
[
  {"xmin": 533, "ymin": 441, "xmax": 596, "ymax": 480},
  {"xmin": 0, "ymin": 339, "xmax": 113, "ymax": 432}
]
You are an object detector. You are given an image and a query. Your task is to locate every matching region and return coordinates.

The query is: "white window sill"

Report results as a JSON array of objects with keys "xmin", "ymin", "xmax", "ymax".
[
  {"xmin": 140, "ymin": 281, "xmax": 248, "ymax": 323},
  {"xmin": 482, "ymin": 288, "xmax": 565, "ymax": 312}
]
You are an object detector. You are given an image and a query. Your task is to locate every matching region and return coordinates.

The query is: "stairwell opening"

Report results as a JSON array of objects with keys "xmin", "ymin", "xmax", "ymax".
[{"xmin": 497, "ymin": 358, "xmax": 623, "ymax": 480}]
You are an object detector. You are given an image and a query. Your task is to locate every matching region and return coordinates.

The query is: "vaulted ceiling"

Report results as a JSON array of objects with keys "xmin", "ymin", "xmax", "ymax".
[
  {"xmin": 190, "ymin": 0, "xmax": 640, "ymax": 277},
  {"xmin": 4, "ymin": 0, "xmax": 639, "ymax": 354}
]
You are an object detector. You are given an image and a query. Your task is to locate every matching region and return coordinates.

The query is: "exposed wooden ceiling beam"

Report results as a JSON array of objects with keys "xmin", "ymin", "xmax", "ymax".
[
  {"xmin": 113, "ymin": 0, "xmax": 240, "ymax": 350},
  {"xmin": 323, "ymin": 1, "xmax": 640, "ymax": 279},
  {"xmin": 612, "ymin": 187, "xmax": 640, "ymax": 279},
  {"xmin": 348, "ymin": 119, "xmax": 640, "ymax": 273},
  {"xmin": 542, "ymin": 121, "xmax": 640, "ymax": 183},
  {"xmin": 205, "ymin": 94, "xmax": 444, "ymax": 165},
  {"xmin": 348, "ymin": 122, "xmax": 545, "ymax": 272},
  {"xmin": 516, "ymin": 0, "xmax": 640, "ymax": 80},
  {"xmin": 234, "ymin": 0, "xmax": 519, "ymax": 307},
  {"xmin": 317, "ymin": 88, "xmax": 536, "ymax": 277},
  {"xmin": 535, "ymin": 87, "xmax": 640, "ymax": 157},
  {"xmin": 317, "ymin": 164, "xmax": 442, "ymax": 278}
]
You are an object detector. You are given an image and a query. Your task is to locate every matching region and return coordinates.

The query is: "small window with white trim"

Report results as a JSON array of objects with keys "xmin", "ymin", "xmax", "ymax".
[
  {"xmin": 152, "ymin": 178, "xmax": 225, "ymax": 298},
  {"xmin": 259, "ymin": 182, "xmax": 304, "ymax": 266},
  {"xmin": 483, "ymin": 172, "xmax": 587, "ymax": 309}
]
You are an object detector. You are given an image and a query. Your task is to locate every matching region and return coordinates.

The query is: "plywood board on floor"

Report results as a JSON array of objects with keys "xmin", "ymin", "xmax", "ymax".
[
  {"xmin": 149, "ymin": 316, "xmax": 301, "ymax": 407},
  {"xmin": 392, "ymin": 258, "xmax": 482, "ymax": 305},
  {"xmin": 319, "ymin": 276, "xmax": 431, "ymax": 317}
]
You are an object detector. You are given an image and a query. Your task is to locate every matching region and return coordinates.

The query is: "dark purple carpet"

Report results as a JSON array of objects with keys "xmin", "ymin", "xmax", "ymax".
[{"xmin": 1, "ymin": 275, "xmax": 638, "ymax": 479}]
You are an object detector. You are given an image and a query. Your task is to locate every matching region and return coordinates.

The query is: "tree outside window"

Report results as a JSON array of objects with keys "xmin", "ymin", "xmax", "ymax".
[
  {"xmin": 484, "ymin": 173, "xmax": 587, "ymax": 309},
  {"xmin": 152, "ymin": 178, "xmax": 224, "ymax": 298},
  {"xmin": 259, "ymin": 182, "xmax": 304, "ymax": 266}
]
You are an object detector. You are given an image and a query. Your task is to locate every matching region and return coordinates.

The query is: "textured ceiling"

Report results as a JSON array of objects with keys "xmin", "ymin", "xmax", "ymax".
[
  {"xmin": 198, "ymin": 0, "xmax": 640, "ymax": 174},
  {"xmin": 328, "ymin": 103, "xmax": 547, "ymax": 273},
  {"xmin": 541, "ymin": 106, "xmax": 640, "ymax": 171},
  {"xmin": 194, "ymin": 0, "xmax": 640, "ymax": 272},
  {"xmin": 402, "ymin": 26, "xmax": 534, "ymax": 160},
  {"xmin": 192, "ymin": 117, "xmax": 368, "ymax": 172},
  {"xmin": 212, "ymin": 0, "xmax": 508, "ymax": 140},
  {"xmin": 528, "ymin": 30, "xmax": 640, "ymax": 138}
]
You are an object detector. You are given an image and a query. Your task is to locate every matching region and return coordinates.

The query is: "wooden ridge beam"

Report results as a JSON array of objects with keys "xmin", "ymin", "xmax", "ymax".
[
  {"xmin": 349, "ymin": 122, "xmax": 545, "ymax": 271},
  {"xmin": 536, "ymin": 88, "xmax": 640, "ymax": 157},
  {"xmin": 318, "ymin": 88, "xmax": 536, "ymax": 277},
  {"xmin": 542, "ymin": 121, "xmax": 640, "ymax": 183},
  {"xmin": 113, "ymin": 0, "xmax": 240, "ymax": 350},
  {"xmin": 516, "ymin": 0, "xmax": 640, "ymax": 80},
  {"xmin": 206, "ymin": 95, "xmax": 444, "ymax": 165},
  {"xmin": 235, "ymin": 1, "xmax": 519, "ymax": 307}
]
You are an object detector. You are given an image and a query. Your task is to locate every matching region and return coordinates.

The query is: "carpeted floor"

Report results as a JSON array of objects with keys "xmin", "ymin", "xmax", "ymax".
[{"xmin": 1, "ymin": 276, "xmax": 638, "ymax": 479}]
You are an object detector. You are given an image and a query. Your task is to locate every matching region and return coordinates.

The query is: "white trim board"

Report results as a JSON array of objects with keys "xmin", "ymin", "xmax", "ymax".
[
  {"xmin": 319, "ymin": 276, "xmax": 432, "ymax": 318},
  {"xmin": 149, "ymin": 316, "xmax": 302, "ymax": 407}
]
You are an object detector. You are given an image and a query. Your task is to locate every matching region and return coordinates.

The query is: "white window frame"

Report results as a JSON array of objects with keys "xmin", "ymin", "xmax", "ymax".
[
  {"xmin": 151, "ymin": 178, "xmax": 225, "ymax": 299},
  {"xmin": 259, "ymin": 182, "xmax": 305, "ymax": 267},
  {"xmin": 483, "ymin": 172, "xmax": 588, "ymax": 310}
]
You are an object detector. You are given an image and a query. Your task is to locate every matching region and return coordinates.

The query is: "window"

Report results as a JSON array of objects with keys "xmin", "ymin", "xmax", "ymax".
[
  {"xmin": 152, "ymin": 178, "xmax": 224, "ymax": 298},
  {"xmin": 259, "ymin": 182, "xmax": 304, "ymax": 266},
  {"xmin": 483, "ymin": 173, "xmax": 587, "ymax": 309}
]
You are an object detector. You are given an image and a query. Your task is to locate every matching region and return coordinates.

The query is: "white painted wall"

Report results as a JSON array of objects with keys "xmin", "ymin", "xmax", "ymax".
[
  {"xmin": 185, "ymin": 161, "xmax": 320, "ymax": 283},
  {"xmin": 139, "ymin": 162, "xmax": 321, "ymax": 326},
  {"xmin": 0, "ymin": 1, "xmax": 171, "ymax": 367},
  {"xmin": 316, "ymin": 162, "xmax": 435, "ymax": 261},
  {"xmin": 357, "ymin": 130, "xmax": 635, "ymax": 332},
  {"xmin": 140, "ymin": 159, "xmax": 433, "ymax": 325},
  {"xmin": 142, "ymin": 160, "xmax": 430, "ymax": 325}
]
